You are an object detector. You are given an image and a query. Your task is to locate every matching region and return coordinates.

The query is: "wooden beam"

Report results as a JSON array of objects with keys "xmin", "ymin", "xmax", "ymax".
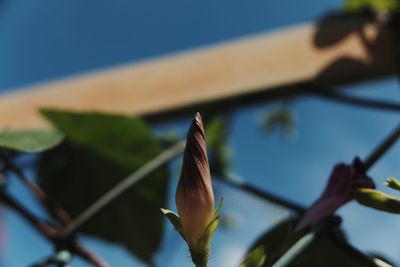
[{"xmin": 0, "ymin": 17, "xmax": 396, "ymax": 129}]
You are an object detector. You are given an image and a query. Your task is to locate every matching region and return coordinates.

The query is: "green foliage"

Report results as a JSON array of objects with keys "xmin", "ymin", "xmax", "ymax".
[
  {"xmin": 240, "ymin": 246, "xmax": 267, "ymax": 267},
  {"xmin": 0, "ymin": 129, "xmax": 64, "ymax": 153},
  {"xmin": 205, "ymin": 117, "xmax": 231, "ymax": 177},
  {"xmin": 355, "ymin": 188, "xmax": 400, "ymax": 213},
  {"xmin": 38, "ymin": 109, "xmax": 169, "ymax": 264},
  {"xmin": 344, "ymin": 0, "xmax": 400, "ymax": 12},
  {"xmin": 261, "ymin": 107, "xmax": 295, "ymax": 139},
  {"xmin": 41, "ymin": 109, "xmax": 161, "ymax": 170},
  {"xmin": 247, "ymin": 218, "xmax": 368, "ymax": 266}
]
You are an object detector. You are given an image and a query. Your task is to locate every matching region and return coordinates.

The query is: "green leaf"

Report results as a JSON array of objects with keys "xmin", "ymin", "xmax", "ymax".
[
  {"xmin": 41, "ymin": 109, "xmax": 161, "ymax": 170},
  {"xmin": 240, "ymin": 246, "xmax": 267, "ymax": 267},
  {"xmin": 0, "ymin": 130, "xmax": 64, "ymax": 153},
  {"xmin": 344, "ymin": 0, "xmax": 399, "ymax": 12},
  {"xmin": 355, "ymin": 188, "xmax": 400, "ymax": 213},
  {"xmin": 38, "ymin": 110, "xmax": 169, "ymax": 264},
  {"xmin": 247, "ymin": 218, "xmax": 369, "ymax": 266},
  {"xmin": 385, "ymin": 177, "xmax": 400, "ymax": 191},
  {"xmin": 261, "ymin": 106, "xmax": 295, "ymax": 139}
]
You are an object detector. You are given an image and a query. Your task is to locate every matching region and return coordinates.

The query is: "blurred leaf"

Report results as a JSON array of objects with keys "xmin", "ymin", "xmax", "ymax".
[
  {"xmin": 219, "ymin": 211, "xmax": 241, "ymax": 230},
  {"xmin": 41, "ymin": 109, "xmax": 161, "ymax": 170},
  {"xmin": 240, "ymin": 246, "xmax": 266, "ymax": 267},
  {"xmin": 0, "ymin": 130, "xmax": 63, "ymax": 153},
  {"xmin": 344, "ymin": 0, "xmax": 400, "ymax": 12},
  {"xmin": 38, "ymin": 110, "xmax": 169, "ymax": 264},
  {"xmin": 385, "ymin": 177, "xmax": 400, "ymax": 191},
  {"xmin": 261, "ymin": 107, "xmax": 295, "ymax": 139},
  {"xmin": 355, "ymin": 188, "xmax": 400, "ymax": 213},
  {"xmin": 248, "ymin": 218, "xmax": 369, "ymax": 266},
  {"xmin": 205, "ymin": 117, "xmax": 231, "ymax": 177}
]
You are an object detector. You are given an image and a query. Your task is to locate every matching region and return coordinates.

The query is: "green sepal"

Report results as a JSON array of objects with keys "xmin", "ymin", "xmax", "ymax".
[
  {"xmin": 160, "ymin": 208, "xmax": 187, "ymax": 241},
  {"xmin": 355, "ymin": 188, "xmax": 400, "ymax": 214},
  {"xmin": 190, "ymin": 216, "xmax": 220, "ymax": 267},
  {"xmin": 240, "ymin": 245, "xmax": 267, "ymax": 267},
  {"xmin": 189, "ymin": 199, "xmax": 222, "ymax": 267},
  {"xmin": 201, "ymin": 216, "xmax": 220, "ymax": 245},
  {"xmin": 214, "ymin": 197, "xmax": 224, "ymax": 217},
  {"xmin": 385, "ymin": 177, "xmax": 400, "ymax": 192}
]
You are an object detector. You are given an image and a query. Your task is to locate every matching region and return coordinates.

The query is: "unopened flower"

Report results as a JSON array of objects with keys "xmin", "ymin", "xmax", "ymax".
[
  {"xmin": 161, "ymin": 113, "xmax": 221, "ymax": 267},
  {"xmin": 297, "ymin": 162, "xmax": 374, "ymax": 230},
  {"xmin": 175, "ymin": 112, "xmax": 215, "ymax": 246}
]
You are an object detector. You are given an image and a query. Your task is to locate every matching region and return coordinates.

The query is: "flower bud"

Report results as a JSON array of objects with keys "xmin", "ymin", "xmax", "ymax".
[
  {"xmin": 175, "ymin": 112, "xmax": 215, "ymax": 246},
  {"xmin": 297, "ymin": 163, "xmax": 374, "ymax": 230}
]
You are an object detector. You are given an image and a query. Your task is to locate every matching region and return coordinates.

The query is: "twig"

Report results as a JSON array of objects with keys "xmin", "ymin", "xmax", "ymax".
[
  {"xmin": 0, "ymin": 190, "xmax": 58, "ymax": 242},
  {"xmin": 70, "ymin": 242, "xmax": 111, "ymax": 267},
  {"xmin": 363, "ymin": 122, "xmax": 400, "ymax": 170},
  {"xmin": 312, "ymin": 89, "xmax": 400, "ymax": 113},
  {"xmin": 0, "ymin": 153, "xmax": 71, "ymax": 225},
  {"xmin": 0, "ymin": 160, "xmax": 111, "ymax": 267},
  {"xmin": 60, "ymin": 140, "xmax": 186, "ymax": 238},
  {"xmin": 216, "ymin": 174, "xmax": 305, "ymax": 213},
  {"xmin": 30, "ymin": 250, "xmax": 71, "ymax": 267},
  {"xmin": 0, "ymin": 189, "xmax": 111, "ymax": 267}
]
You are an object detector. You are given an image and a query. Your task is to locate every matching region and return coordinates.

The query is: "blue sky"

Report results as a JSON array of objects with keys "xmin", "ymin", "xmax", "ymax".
[{"xmin": 1, "ymin": 1, "xmax": 400, "ymax": 266}]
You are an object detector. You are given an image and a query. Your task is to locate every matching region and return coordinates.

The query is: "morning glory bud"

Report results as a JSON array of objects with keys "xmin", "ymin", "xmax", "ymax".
[
  {"xmin": 175, "ymin": 112, "xmax": 215, "ymax": 246},
  {"xmin": 161, "ymin": 113, "xmax": 221, "ymax": 267}
]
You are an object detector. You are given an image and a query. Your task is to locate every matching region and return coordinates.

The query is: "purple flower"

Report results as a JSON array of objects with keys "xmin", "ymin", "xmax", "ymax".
[
  {"xmin": 297, "ymin": 163, "xmax": 374, "ymax": 230},
  {"xmin": 175, "ymin": 113, "xmax": 215, "ymax": 246}
]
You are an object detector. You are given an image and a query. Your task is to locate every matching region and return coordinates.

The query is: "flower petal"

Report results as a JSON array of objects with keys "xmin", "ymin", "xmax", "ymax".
[{"xmin": 297, "ymin": 163, "xmax": 374, "ymax": 230}]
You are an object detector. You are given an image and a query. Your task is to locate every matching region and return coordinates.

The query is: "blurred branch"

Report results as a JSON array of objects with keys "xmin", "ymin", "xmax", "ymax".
[
  {"xmin": 0, "ymin": 153, "xmax": 71, "ymax": 225},
  {"xmin": 0, "ymin": 190, "xmax": 58, "ymax": 242},
  {"xmin": 60, "ymin": 140, "xmax": 186, "ymax": 239},
  {"xmin": 30, "ymin": 250, "xmax": 71, "ymax": 267},
  {"xmin": 0, "ymin": 157, "xmax": 111, "ymax": 267},
  {"xmin": 216, "ymin": 173, "xmax": 305, "ymax": 213},
  {"xmin": 362, "ymin": 122, "xmax": 400, "ymax": 170},
  {"xmin": 0, "ymin": 188, "xmax": 110, "ymax": 267},
  {"xmin": 311, "ymin": 89, "xmax": 400, "ymax": 112}
]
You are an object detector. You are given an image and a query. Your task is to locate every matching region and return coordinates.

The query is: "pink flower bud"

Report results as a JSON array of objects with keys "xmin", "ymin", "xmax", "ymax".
[
  {"xmin": 175, "ymin": 113, "xmax": 215, "ymax": 246},
  {"xmin": 297, "ymin": 163, "xmax": 374, "ymax": 230}
]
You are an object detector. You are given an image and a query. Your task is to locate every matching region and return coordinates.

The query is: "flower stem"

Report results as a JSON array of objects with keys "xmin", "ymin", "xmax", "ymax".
[{"xmin": 190, "ymin": 249, "xmax": 208, "ymax": 267}]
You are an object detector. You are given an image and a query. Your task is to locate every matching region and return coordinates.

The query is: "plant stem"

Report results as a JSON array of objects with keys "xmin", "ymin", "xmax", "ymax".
[
  {"xmin": 60, "ymin": 140, "xmax": 186, "ymax": 238},
  {"xmin": 190, "ymin": 249, "xmax": 208, "ymax": 267}
]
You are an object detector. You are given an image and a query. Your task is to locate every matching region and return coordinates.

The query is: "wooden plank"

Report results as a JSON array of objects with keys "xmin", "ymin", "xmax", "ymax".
[{"xmin": 0, "ymin": 18, "xmax": 396, "ymax": 129}]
